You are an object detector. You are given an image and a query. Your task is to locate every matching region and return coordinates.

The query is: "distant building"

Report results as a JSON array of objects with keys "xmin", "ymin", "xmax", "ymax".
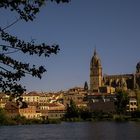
[
  {"xmin": 19, "ymin": 105, "xmax": 41, "ymax": 119},
  {"xmin": 87, "ymin": 93, "xmax": 116, "ymax": 113},
  {"xmin": 90, "ymin": 49, "xmax": 103, "ymax": 92},
  {"xmin": 47, "ymin": 103, "xmax": 66, "ymax": 119},
  {"xmin": 127, "ymin": 91, "xmax": 138, "ymax": 112},
  {"xmin": 5, "ymin": 101, "xmax": 20, "ymax": 118},
  {"xmin": 90, "ymin": 49, "xmax": 140, "ymax": 92},
  {"xmin": 62, "ymin": 87, "xmax": 87, "ymax": 106},
  {"xmin": 126, "ymin": 98, "xmax": 137, "ymax": 112},
  {"xmin": 0, "ymin": 93, "xmax": 9, "ymax": 108},
  {"xmin": 22, "ymin": 91, "xmax": 40, "ymax": 103}
]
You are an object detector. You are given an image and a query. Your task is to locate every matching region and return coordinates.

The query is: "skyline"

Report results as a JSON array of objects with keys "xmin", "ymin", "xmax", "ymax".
[{"xmin": 0, "ymin": 0, "xmax": 140, "ymax": 92}]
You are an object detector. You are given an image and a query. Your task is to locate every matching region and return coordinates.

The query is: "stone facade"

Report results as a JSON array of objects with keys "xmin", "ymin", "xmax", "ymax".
[
  {"xmin": 19, "ymin": 105, "xmax": 41, "ymax": 119},
  {"xmin": 90, "ymin": 49, "xmax": 102, "ymax": 92},
  {"xmin": 87, "ymin": 93, "xmax": 116, "ymax": 113},
  {"xmin": 90, "ymin": 49, "xmax": 140, "ymax": 92},
  {"xmin": 62, "ymin": 87, "xmax": 86, "ymax": 106},
  {"xmin": 126, "ymin": 98, "xmax": 137, "ymax": 112},
  {"xmin": 47, "ymin": 103, "xmax": 66, "ymax": 119}
]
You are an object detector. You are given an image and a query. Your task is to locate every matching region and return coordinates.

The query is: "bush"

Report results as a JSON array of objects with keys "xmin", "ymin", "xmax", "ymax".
[
  {"xmin": 0, "ymin": 108, "xmax": 9, "ymax": 125},
  {"xmin": 79, "ymin": 109, "xmax": 92, "ymax": 120},
  {"xmin": 46, "ymin": 119, "xmax": 61, "ymax": 124},
  {"xmin": 131, "ymin": 110, "xmax": 140, "ymax": 118}
]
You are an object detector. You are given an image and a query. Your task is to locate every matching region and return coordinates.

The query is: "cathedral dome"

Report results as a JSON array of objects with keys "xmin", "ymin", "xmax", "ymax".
[{"xmin": 91, "ymin": 49, "xmax": 101, "ymax": 67}]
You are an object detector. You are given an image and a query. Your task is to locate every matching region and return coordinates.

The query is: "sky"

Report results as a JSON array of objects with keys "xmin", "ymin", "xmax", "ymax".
[{"xmin": 0, "ymin": 0, "xmax": 140, "ymax": 92}]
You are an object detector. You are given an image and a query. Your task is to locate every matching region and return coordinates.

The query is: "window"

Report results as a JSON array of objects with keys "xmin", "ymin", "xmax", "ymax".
[{"xmin": 134, "ymin": 102, "xmax": 136, "ymax": 105}]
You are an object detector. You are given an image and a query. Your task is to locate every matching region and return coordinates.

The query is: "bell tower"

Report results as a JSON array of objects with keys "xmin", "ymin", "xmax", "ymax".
[{"xmin": 90, "ymin": 49, "xmax": 102, "ymax": 92}]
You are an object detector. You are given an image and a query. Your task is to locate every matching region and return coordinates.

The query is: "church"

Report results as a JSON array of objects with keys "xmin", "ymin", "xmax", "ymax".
[{"xmin": 90, "ymin": 49, "xmax": 140, "ymax": 93}]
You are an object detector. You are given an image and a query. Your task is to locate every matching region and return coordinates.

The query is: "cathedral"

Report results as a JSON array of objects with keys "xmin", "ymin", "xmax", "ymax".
[{"xmin": 90, "ymin": 49, "xmax": 140, "ymax": 93}]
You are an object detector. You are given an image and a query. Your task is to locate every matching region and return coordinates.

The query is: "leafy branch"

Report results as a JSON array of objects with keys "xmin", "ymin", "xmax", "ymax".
[{"xmin": 0, "ymin": 0, "xmax": 70, "ymax": 99}]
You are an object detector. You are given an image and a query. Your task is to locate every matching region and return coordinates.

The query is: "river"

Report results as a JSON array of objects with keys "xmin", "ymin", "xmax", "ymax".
[{"xmin": 0, "ymin": 121, "xmax": 140, "ymax": 140}]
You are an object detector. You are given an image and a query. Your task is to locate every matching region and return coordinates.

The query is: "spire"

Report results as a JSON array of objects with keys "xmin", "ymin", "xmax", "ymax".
[{"xmin": 94, "ymin": 46, "xmax": 97, "ymax": 56}]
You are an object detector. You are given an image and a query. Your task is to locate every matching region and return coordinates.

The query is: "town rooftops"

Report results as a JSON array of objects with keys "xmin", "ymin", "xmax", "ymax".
[{"xmin": 23, "ymin": 91, "xmax": 40, "ymax": 96}]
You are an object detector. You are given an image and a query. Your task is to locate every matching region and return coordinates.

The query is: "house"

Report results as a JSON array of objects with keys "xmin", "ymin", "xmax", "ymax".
[
  {"xmin": 87, "ymin": 93, "xmax": 116, "ymax": 113},
  {"xmin": 22, "ymin": 91, "xmax": 40, "ymax": 103},
  {"xmin": 63, "ymin": 87, "xmax": 86, "ymax": 106},
  {"xmin": 126, "ymin": 98, "xmax": 137, "ymax": 112},
  {"xmin": 19, "ymin": 105, "xmax": 41, "ymax": 119},
  {"xmin": 0, "ymin": 93, "xmax": 9, "ymax": 108},
  {"xmin": 5, "ymin": 101, "xmax": 20, "ymax": 117},
  {"xmin": 48, "ymin": 103, "xmax": 66, "ymax": 119}
]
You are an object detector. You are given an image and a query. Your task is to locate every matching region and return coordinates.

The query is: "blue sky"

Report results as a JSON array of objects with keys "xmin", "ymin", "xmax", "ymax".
[{"xmin": 0, "ymin": 0, "xmax": 140, "ymax": 92}]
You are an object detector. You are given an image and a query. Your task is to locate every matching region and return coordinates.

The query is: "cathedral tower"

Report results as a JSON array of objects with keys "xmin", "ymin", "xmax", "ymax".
[{"xmin": 90, "ymin": 49, "xmax": 102, "ymax": 92}]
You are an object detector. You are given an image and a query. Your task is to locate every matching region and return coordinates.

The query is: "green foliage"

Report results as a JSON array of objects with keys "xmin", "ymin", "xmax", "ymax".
[
  {"xmin": 91, "ymin": 111, "xmax": 113, "ymax": 121},
  {"xmin": 65, "ymin": 100, "xmax": 92, "ymax": 121},
  {"xmin": 113, "ymin": 115, "xmax": 126, "ymax": 121},
  {"xmin": 0, "ymin": 108, "xmax": 15, "ymax": 125},
  {"xmin": 0, "ymin": 108, "xmax": 8, "ymax": 125},
  {"xmin": 79, "ymin": 108, "xmax": 92, "ymax": 120},
  {"xmin": 0, "ymin": 0, "xmax": 70, "ymax": 21},
  {"xmin": 0, "ymin": 0, "xmax": 70, "ymax": 98},
  {"xmin": 65, "ymin": 117, "xmax": 83, "ymax": 122},
  {"xmin": 0, "ymin": 108, "xmax": 62, "ymax": 125},
  {"xmin": 65, "ymin": 100, "xmax": 79, "ymax": 118},
  {"xmin": 45, "ymin": 119, "xmax": 61, "ymax": 124},
  {"xmin": 131, "ymin": 110, "xmax": 140, "ymax": 118},
  {"xmin": 114, "ymin": 90, "xmax": 129, "ymax": 115},
  {"xmin": 13, "ymin": 115, "xmax": 27, "ymax": 124}
]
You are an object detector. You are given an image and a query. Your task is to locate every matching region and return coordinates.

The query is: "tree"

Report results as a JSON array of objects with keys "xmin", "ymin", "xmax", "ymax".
[
  {"xmin": 79, "ymin": 108, "xmax": 92, "ymax": 120},
  {"xmin": 65, "ymin": 99, "xmax": 79, "ymax": 118},
  {"xmin": 84, "ymin": 81, "xmax": 88, "ymax": 91},
  {"xmin": 0, "ymin": 0, "xmax": 70, "ymax": 100},
  {"xmin": 0, "ymin": 108, "xmax": 8, "ymax": 125},
  {"xmin": 114, "ymin": 90, "xmax": 129, "ymax": 115}
]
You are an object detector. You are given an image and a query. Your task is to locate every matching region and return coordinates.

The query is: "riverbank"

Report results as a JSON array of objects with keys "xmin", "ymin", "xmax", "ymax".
[
  {"xmin": 3, "ymin": 116, "xmax": 140, "ymax": 126},
  {"xmin": 1, "ymin": 108, "xmax": 140, "ymax": 125}
]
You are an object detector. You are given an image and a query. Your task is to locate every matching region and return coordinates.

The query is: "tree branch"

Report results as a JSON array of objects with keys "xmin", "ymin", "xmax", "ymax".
[
  {"xmin": 2, "ymin": 18, "xmax": 21, "ymax": 31},
  {"xmin": 0, "ymin": 0, "xmax": 70, "ymax": 98},
  {"xmin": 0, "ymin": 66, "xmax": 9, "ymax": 72},
  {"xmin": 0, "ymin": 44, "xmax": 22, "ymax": 51},
  {"xmin": 0, "ymin": 50, "xmax": 20, "ymax": 55}
]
